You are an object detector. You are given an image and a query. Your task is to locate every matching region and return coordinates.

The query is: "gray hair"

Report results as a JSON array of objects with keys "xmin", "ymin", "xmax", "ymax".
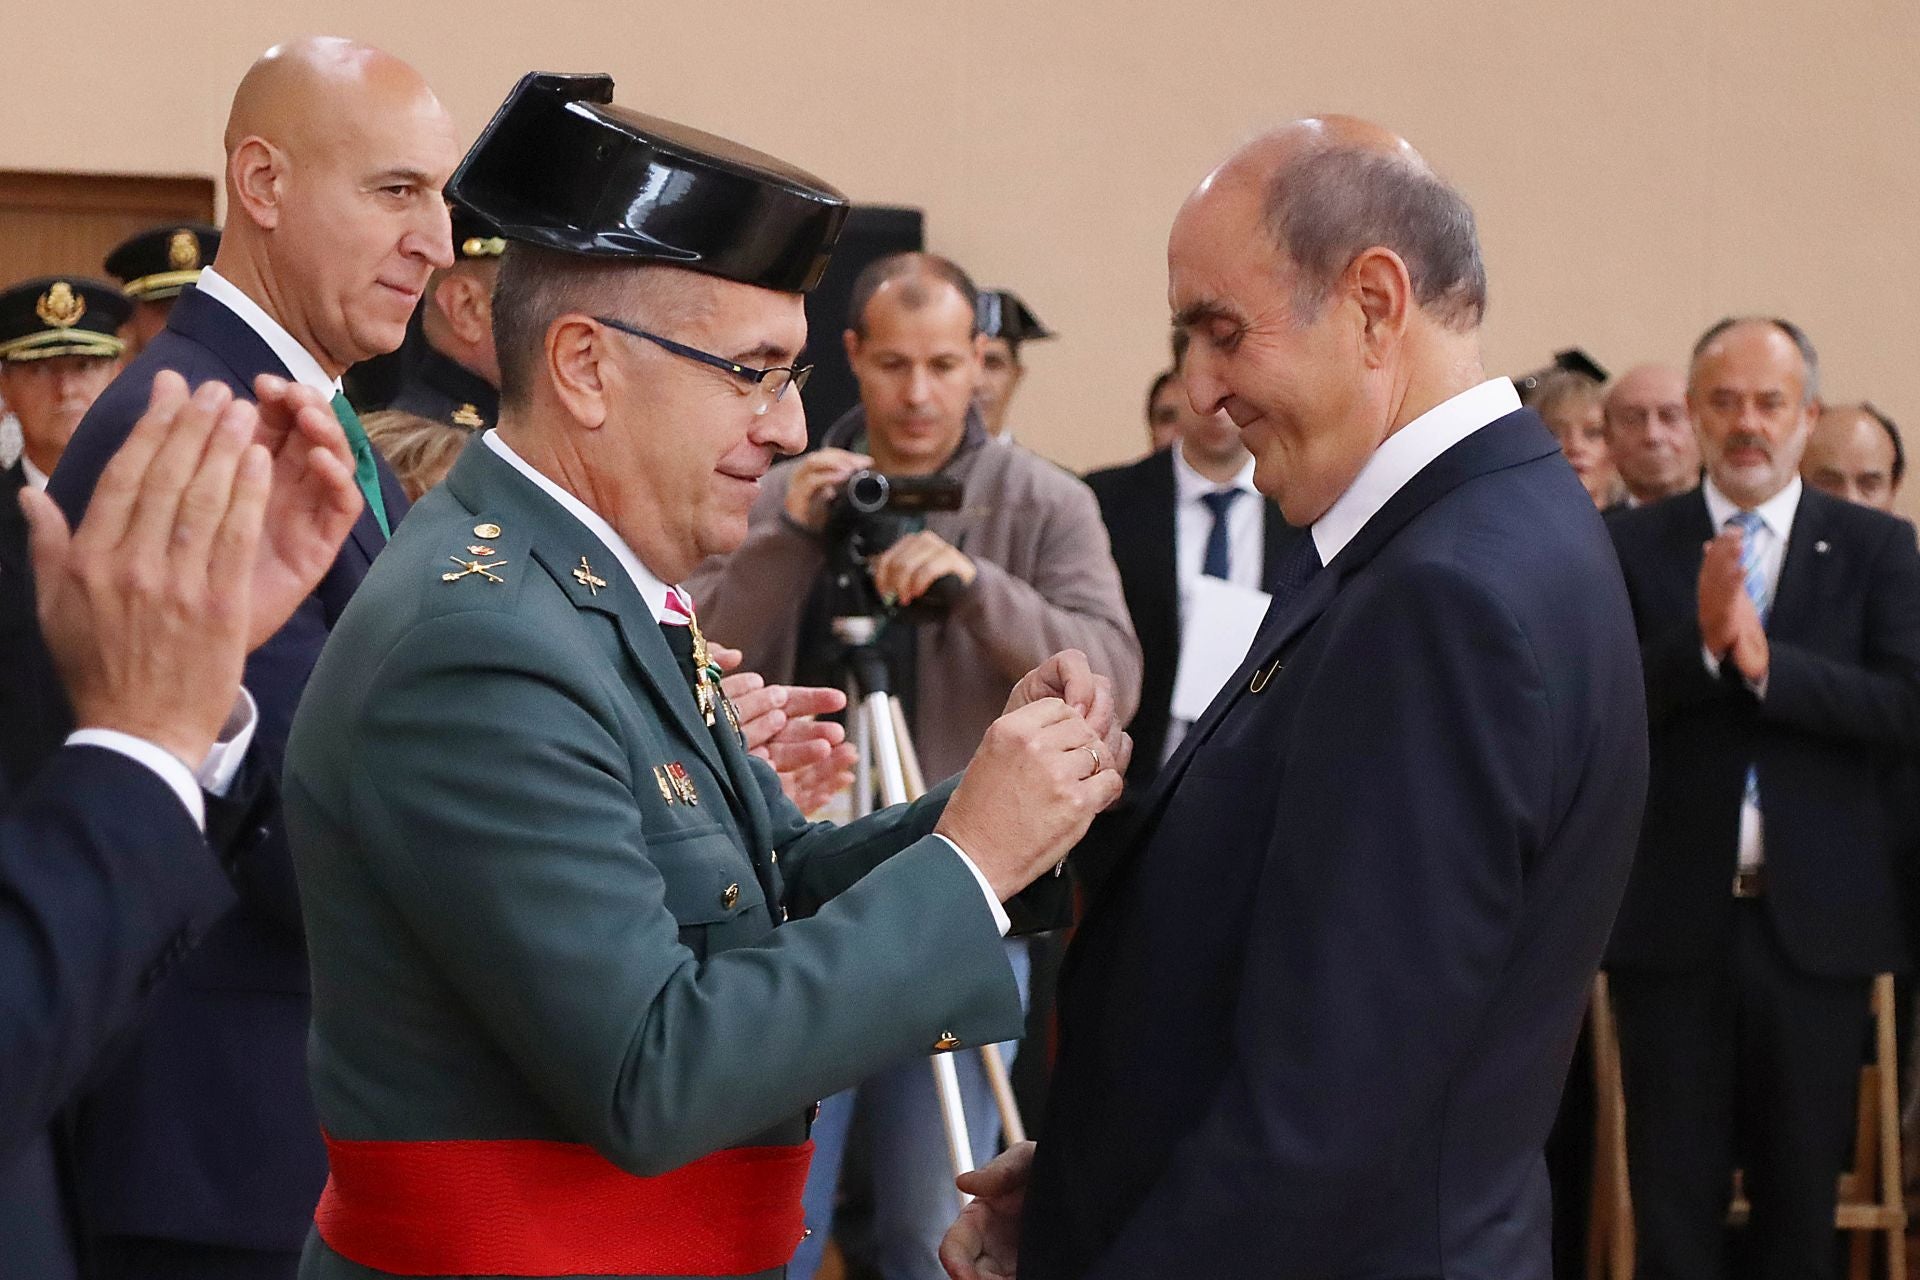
[
  {"xmin": 1691, "ymin": 316, "xmax": 1821, "ymax": 406},
  {"xmin": 491, "ymin": 246, "xmax": 707, "ymax": 410},
  {"xmin": 1265, "ymin": 147, "xmax": 1488, "ymax": 332}
]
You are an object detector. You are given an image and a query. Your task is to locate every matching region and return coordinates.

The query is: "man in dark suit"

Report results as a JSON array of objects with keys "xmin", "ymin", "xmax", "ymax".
[
  {"xmin": 1605, "ymin": 318, "xmax": 1920, "ymax": 1280},
  {"xmin": 1084, "ymin": 335, "xmax": 1300, "ymax": 800},
  {"xmin": 942, "ymin": 117, "xmax": 1647, "ymax": 1280},
  {"xmin": 36, "ymin": 37, "xmax": 460, "ymax": 1280},
  {"xmin": 3, "ymin": 370, "xmax": 360, "ymax": 1277}
]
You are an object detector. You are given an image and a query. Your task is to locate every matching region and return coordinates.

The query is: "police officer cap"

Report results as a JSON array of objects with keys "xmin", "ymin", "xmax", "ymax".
[
  {"xmin": 448, "ymin": 72, "xmax": 848, "ymax": 293},
  {"xmin": 0, "ymin": 276, "xmax": 131, "ymax": 363},
  {"xmin": 104, "ymin": 224, "xmax": 221, "ymax": 302},
  {"xmin": 976, "ymin": 289, "xmax": 1054, "ymax": 348}
]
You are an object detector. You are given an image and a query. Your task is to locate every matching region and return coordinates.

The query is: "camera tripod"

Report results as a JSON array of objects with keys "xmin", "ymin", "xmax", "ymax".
[{"xmin": 833, "ymin": 614, "xmax": 1028, "ymax": 1204}]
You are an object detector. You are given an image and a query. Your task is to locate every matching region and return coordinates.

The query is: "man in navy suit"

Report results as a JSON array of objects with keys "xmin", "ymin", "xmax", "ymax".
[
  {"xmin": 1605, "ymin": 320, "xmax": 1920, "ymax": 1280},
  {"xmin": 942, "ymin": 117, "xmax": 1647, "ymax": 1280},
  {"xmin": 38, "ymin": 37, "xmax": 460, "ymax": 1279},
  {"xmin": 3, "ymin": 371, "xmax": 361, "ymax": 1277}
]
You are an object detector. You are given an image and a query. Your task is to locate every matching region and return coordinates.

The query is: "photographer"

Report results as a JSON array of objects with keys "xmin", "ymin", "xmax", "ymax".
[{"xmin": 689, "ymin": 251, "xmax": 1138, "ymax": 1280}]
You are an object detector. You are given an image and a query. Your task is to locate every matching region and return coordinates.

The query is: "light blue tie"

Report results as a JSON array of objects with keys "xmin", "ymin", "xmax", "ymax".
[{"xmin": 1728, "ymin": 510, "xmax": 1770, "ymax": 810}]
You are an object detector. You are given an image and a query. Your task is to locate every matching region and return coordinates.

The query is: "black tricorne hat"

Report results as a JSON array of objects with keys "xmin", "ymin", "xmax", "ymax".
[
  {"xmin": 104, "ymin": 224, "xmax": 220, "ymax": 301},
  {"xmin": 976, "ymin": 289, "xmax": 1054, "ymax": 348},
  {"xmin": 447, "ymin": 72, "xmax": 849, "ymax": 293},
  {"xmin": 0, "ymin": 276, "xmax": 131, "ymax": 363}
]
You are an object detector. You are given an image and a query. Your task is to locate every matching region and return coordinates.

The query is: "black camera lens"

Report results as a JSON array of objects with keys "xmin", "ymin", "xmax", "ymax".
[{"xmin": 843, "ymin": 470, "xmax": 891, "ymax": 515}]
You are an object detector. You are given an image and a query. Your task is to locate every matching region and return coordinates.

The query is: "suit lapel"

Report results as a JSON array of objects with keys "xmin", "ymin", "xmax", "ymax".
[
  {"xmin": 1259, "ymin": 499, "xmax": 1290, "ymax": 591},
  {"xmin": 165, "ymin": 286, "xmax": 290, "ymax": 392},
  {"xmin": 0, "ymin": 465, "xmax": 28, "ymax": 580},
  {"xmin": 1767, "ymin": 489, "xmax": 1830, "ymax": 641}
]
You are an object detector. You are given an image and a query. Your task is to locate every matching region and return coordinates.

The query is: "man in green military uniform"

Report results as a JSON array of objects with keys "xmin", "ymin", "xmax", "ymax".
[{"xmin": 284, "ymin": 72, "xmax": 1127, "ymax": 1280}]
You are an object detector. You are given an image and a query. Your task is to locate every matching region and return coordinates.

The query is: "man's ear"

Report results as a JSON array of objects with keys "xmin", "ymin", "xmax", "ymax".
[
  {"xmin": 437, "ymin": 273, "xmax": 491, "ymax": 348},
  {"xmin": 546, "ymin": 316, "xmax": 612, "ymax": 430},
  {"xmin": 1347, "ymin": 247, "xmax": 1412, "ymax": 369},
  {"xmin": 228, "ymin": 137, "xmax": 285, "ymax": 231},
  {"xmin": 842, "ymin": 327, "xmax": 862, "ymax": 367}
]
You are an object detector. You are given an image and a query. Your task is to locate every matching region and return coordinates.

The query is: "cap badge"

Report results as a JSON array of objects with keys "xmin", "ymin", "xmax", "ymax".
[
  {"xmin": 35, "ymin": 282, "xmax": 85, "ymax": 329},
  {"xmin": 167, "ymin": 230, "xmax": 201, "ymax": 271},
  {"xmin": 451, "ymin": 403, "xmax": 485, "ymax": 430},
  {"xmin": 461, "ymin": 236, "xmax": 507, "ymax": 259}
]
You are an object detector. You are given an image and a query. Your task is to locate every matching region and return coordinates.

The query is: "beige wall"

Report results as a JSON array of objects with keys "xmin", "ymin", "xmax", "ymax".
[{"xmin": 8, "ymin": 0, "xmax": 1917, "ymax": 520}]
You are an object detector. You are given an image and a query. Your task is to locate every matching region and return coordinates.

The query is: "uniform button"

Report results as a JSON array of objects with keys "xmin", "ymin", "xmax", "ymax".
[
  {"xmin": 721, "ymin": 882, "xmax": 741, "ymax": 910},
  {"xmin": 933, "ymin": 1032, "xmax": 961, "ymax": 1051},
  {"xmin": 768, "ymin": 850, "xmax": 777, "ymax": 865}
]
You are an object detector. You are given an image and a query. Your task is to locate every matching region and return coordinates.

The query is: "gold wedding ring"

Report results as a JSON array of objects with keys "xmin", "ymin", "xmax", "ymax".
[{"xmin": 1082, "ymin": 744, "xmax": 1103, "ymax": 777}]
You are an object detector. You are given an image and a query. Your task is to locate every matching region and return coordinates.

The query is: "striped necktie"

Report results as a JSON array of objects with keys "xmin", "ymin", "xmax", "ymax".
[
  {"xmin": 330, "ymin": 391, "xmax": 391, "ymax": 538},
  {"xmin": 1728, "ymin": 509, "xmax": 1770, "ymax": 811}
]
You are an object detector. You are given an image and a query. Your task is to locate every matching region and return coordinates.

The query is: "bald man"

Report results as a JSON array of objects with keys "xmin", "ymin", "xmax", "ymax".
[
  {"xmin": 1604, "ymin": 363, "xmax": 1701, "ymax": 508},
  {"xmin": 39, "ymin": 38, "xmax": 459, "ymax": 1280},
  {"xmin": 943, "ymin": 118, "xmax": 1646, "ymax": 1279},
  {"xmin": 1803, "ymin": 402, "xmax": 1905, "ymax": 512}
]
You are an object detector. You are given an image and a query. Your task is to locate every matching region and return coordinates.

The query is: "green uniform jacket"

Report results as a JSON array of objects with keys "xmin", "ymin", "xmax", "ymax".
[{"xmin": 285, "ymin": 438, "xmax": 1032, "ymax": 1279}]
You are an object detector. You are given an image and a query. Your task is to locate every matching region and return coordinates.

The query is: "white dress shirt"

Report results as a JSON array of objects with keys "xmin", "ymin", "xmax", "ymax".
[
  {"xmin": 483, "ymin": 430, "xmax": 1011, "ymax": 934},
  {"xmin": 1701, "ymin": 474, "xmax": 1801, "ymax": 873},
  {"xmin": 19, "ymin": 452, "xmax": 49, "ymax": 492},
  {"xmin": 193, "ymin": 268, "xmax": 342, "ymax": 399},
  {"xmin": 1173, "ymin": 445, "xmax": 1263, "ymax": 592},
  {"xmin": 1311, "ymin": 377, "xmax": 1522, "ymax": 566}
]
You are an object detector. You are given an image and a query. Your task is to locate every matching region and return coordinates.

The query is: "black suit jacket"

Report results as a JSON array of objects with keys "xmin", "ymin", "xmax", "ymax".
[
  {"xmin": 1605, "ymin": 486, "xmax": 1920, "ymax": 977},
  {"xmin": 1082, "ymin": 447, "xmax": 1301, "ymax": 791},
  {"xmin": 1024, "ymin": 410, "xmax": 1648, "ymax": 1279},
  {"xmin": 41, "ymin": 283, "xmax": 409, "ymax": 1250},
  {"xmin": 0, "ymin": 747, "xmax": 237, "ymax": 1278}
]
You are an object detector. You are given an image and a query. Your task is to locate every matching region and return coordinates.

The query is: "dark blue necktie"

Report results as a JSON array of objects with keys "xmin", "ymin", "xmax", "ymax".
[
  {"xmin": 1200, "ymin": 489, "xmax": 1243, "ymax": 580},
  {"xmin": 1268, "ymin": 533, "xmax": 1324, "ymax": 614}
]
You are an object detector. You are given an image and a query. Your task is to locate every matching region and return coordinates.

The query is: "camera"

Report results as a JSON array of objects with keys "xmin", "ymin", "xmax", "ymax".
[{"xmin": 824, "ymin": 469, "xmax": 965, "ymax": 623}]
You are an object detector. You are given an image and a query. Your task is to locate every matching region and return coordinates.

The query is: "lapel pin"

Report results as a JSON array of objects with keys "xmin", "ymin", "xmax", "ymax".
[
  {"xmin": 442, "ymin": 554, "xmax": 507, "ymax": 584},
  {"xmin": 474, "ymin": 523, "xmax": 503, "ymax": 539},
  {"xmin": 1249, "ymin": 657, "xmax": 1283, "ymax": 693},
  {"xmin": 573, "ymin": 555, "xmax": 608, "ymax": 596},
  {"xmin": 653, "ymin": 765, "xmax": 677, "ymax": 804},
  {"xmin": 666, "ymin": 761, "xmax": 700, "ymax": 806},
  {"xmin": 1815, "ymin": 540, "xmax": 1831, "ymax": 555}
]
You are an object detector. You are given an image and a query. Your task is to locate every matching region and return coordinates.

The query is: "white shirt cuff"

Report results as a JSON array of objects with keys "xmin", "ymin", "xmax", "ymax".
[
  {"xmin": 1702, "ymin": 642, "xmax": 1722, "ymax": 676},
  {"xmin": 935, "ymin": 834, "xmax": 1012, "ymax": 937},
  {"xmin": 197, "ymin": 689, "xmax": 258, "ymax": 798},
  {"xmin": 63, "ymin": 730, "xmax": 205, "ymax": 831}
]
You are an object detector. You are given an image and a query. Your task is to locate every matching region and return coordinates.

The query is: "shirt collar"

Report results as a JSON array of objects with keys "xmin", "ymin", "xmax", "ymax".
[
  {"xmin": 192, "ymin": 267, "xmax": 341, "ymax": 398},
  {"xmin": 18, "ymin": 452, "xmax": 48, "ymax": 492},
  {"xmin": 1311, "ymin": 377, "xmax": 1521, "ymax": 565},
  {"xmin": 1702, "ymin": 473, "xmax": 1802, "ymax": 543},
  {"xmin": 481, "ymin": 430, "xmax": 677, "ymax": 623},
  {"xmin": 1172, "ymin": 441, "xmax": 1257, "ymax": 504}
]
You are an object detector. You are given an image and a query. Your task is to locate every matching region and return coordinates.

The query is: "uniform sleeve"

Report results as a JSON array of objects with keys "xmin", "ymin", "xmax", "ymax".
[{"xmin": 336, "ymin": 613, "xmax": 1024, "ymax": 1175}]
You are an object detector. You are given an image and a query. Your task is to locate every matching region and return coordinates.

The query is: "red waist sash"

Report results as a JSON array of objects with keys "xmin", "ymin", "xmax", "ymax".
[{"xmin": 315, "ymin": 1133, "xmax": 813, "ymax": 1276}]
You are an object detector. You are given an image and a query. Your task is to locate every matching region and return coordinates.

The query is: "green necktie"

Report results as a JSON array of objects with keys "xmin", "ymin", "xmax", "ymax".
[{"xmin": 330, "ymin": 391, "xmax": 391, "ymax": 538}]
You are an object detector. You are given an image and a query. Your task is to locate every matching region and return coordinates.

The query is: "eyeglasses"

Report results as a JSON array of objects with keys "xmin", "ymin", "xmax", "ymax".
[{"xmin": 594, "ymin": 315, "xmax": 810, "ymax": 415}]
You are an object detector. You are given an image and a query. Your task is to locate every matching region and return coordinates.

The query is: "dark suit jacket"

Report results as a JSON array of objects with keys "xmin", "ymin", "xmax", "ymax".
[
  {"xmin": 1083, "ymin": 447, "xmax": 1301, "ymax": 791},
  {"xmin": 0, "ymin": 747, "xmax": 238, "ymax": 1278},
  {"xmin": 42, "ymin": 283, "xmax": 409, "ymax": 1251},
  {"xmin": 1605, "ymin": 486, "xmax": 1920, "ymax": 976},
  {"xmin": 1023, "ymin": 409, "xmax": 1649, "ymax": 1279},
  {"xmin": 0, "ymin": 463, "xmax": 67, "ymax": 790}
]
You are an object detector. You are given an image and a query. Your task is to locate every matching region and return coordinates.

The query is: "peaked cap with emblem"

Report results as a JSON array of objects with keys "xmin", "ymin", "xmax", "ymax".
[
  {"xmin": 450, "ymin": 201, "xmax": 507, "ymax": 263},
  {"xmin": 447, "ymin": 72, "xmax": 849, "ymax": 293},
  {"xmin": 0, "ymin": 276, "xmax": 131, "ymax": 363},
  {"xmin": 976, "ymin": 288, "xmax": 1054, "ymax": 349},
  {"xmin": 103, "ymin": 223, "xmax": 221, "ymax": 302}
]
